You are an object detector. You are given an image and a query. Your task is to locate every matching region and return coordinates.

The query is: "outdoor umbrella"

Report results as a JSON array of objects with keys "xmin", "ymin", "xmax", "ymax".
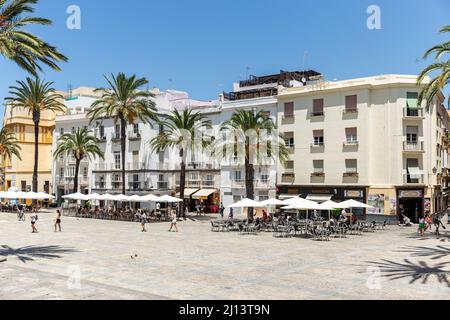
[
  {"xmin": 140, "ymin": 194, "xmax": 160, "ymax": 202},
  {"xmin": 340, "ymin": 199, "xmax": 374, "ymax": 221},
  {"xmin": 113, "ymin": 194, "xmax": 132, "ymax": 202},
  {"xmin": 260, "ymin": 198, "xmax": 285, "ymax": 206},
  {"xmin": 318, "ymin": 200, "xmax": 342, "ymax": 221},
  {"xmin": 158, "ymin": 195, "xmax": 183, "ymax": 203},
  {"xmin": 36, "ymin": 192, "xmax": 55, "ymax": 200},
  {"xmin": 63, "ymin": 193, "xmax": 90, "ymax": 201},
  {"xmin": 228, "ymin": 198, "xmax": 263, "ymax": 208},
  {"xmin": 128, "ymin": 195, "xmax": 144, "ymax": 203},
  {"xmin": 283, "ymin": 201, "xmax": 324, "ymax": 238}
]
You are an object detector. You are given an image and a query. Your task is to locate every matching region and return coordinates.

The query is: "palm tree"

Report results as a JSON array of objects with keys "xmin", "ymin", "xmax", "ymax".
[
  {"xmin": 417, "ymin": 25, "xmax": 450, "ymax": 108},
  {"xmin": 218, "ymin": 110, "xmax": 289, "ymax": 220},
  {"xmin": 0, "ymin": 0, "xmax": 68, "ymax": 75},
  {"xmin": 0, "ymin": 127, "xmax": 21, "ymax": 190},
  {"xmin": 151, "ymin": 109, "xmax": 210, "ymax": 218},
  {"xmin": 88, "ymin": 73, "xmax": 157, "ymax": 194},
  {"xmin": 0, "ymin": 127, "xmax": 21, "ymax": 161},
  {"xmin": 54, "ymin": 127, "xmax": 104, "ymax": 194},
  {"xmin": 6, "ymin": 77, "xmax": 66, "ymax": 193}
]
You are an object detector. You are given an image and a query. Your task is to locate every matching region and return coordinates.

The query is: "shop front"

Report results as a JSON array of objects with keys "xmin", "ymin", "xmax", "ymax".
[
  {"xmin": 191, "ymin": 189, "xmax": 220, "ymax": 213},
  {"xmin": 397, "ymin": 188, "xmax": 424, "ymax": 224},
  {"xmin": 277, "ymin": 185, "xmax": 368, "ymax": 216}
]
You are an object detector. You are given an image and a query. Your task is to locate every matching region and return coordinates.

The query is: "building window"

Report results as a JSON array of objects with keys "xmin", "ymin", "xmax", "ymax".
[
  {"xmin": 189, "ymin": 172, "xmax": 199, "ymax": 181},
  {"xmin": 345, "ymin": 95, "xmax": 358, "ymax": 113},
  {"xmin": 285, "ymin": 160, "xmax": 294, "ymax": 170},
  {"xmin": 259, "ymin": 191, "xmax": 269, "ymax": 202},
  {"xmin": 234, "ymin": 170, "xmax": 242, "ymax": 181},
  {"xmin": 406, "ymin": 158, "xmax": 421, "ymax": 183},
  {"xmin": 115, "ymin": 125, "xmax": 120, "ymax": 139},
  {"xmin": 313, "ymin": 160, "xmax": 324, "ymax": 173},
  {"xmin": 284, "ymin": 102, "xmax": 294, "ymax": 118},
  {"xmin": 99, "ymin": 125, "xmax": 105, "ymax": 138},
  {"xmin": 406, "ymin": 126, "xmax": 418, "ymax": 144},
  {"xmin": 67, "ymin": 167, "xmax": 75, "ymax": 177},
  {"xmin": 114, "ymin": 152, "xmax": 121, "ymax": 170},
  {"xmin": 60, "ymin": 167, "xmax": 64, "ymax": 178},
  {"xmin": 345, "ymin": 128, "xmax": 358, "ymax": 144},
  {"xmin": 83, "ymin": 167, "xmax": 88, "ymax": 178},
  {"xmin": 284, "ymin": 132, "xmax": 294, "ymax": 148},
  {"xmin": 60, "ymin": 128, "xmax": 64, "ymax": 135},
  {"xmin": 71, "ymin": 127, "xmax": 76, "ymax": 134},
  {"xmin": 407, "ymin": 92, "xmax": 419, "ymax": 109},
  {"xmin": 313, "ymin": 130, "xmax": 324, "ymax": 146},
  {"xmin": 312, "ymin": 99, "xmax": 324, "ymax": 116},
  {"xmin": 345, "ymin": 159, "xmax": 358, "ymax": 173},
  {"xmin": 133, "ymin": 123, "xmax": 139, "ymax": 134}
]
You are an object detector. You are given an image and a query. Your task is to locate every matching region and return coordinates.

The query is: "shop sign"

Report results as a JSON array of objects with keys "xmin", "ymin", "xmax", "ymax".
[
  {"xmin": 344, "ymin": 190, "xmax": 363, "ymax": 198},
  {"xmin": 399, "ymin": 190, "xmax": 423, "ymax": 198}
]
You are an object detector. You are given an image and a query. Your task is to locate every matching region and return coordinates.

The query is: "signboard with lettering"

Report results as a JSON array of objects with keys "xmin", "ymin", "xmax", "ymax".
[
  {"xmin": 344, "ymin": 190, "xmax": 364, "ymax": 198},
  {"xmin": 399, "ymin": 190, "xmax": 423, "ymax": 198}
]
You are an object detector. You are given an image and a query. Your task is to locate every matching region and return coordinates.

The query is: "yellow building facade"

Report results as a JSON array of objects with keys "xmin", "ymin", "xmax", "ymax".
[{"xmin": 2, "ymin": 104, "xmax": 61, "ymax": 194}]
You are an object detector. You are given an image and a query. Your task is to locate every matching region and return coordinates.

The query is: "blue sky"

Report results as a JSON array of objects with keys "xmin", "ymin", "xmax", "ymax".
[{"xmin": 1, "ymin": 0, "xmax": 449, "ymax": 122}]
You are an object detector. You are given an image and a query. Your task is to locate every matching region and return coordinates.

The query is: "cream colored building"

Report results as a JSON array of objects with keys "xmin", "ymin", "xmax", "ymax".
[
  {"xmin": 2, "ymin": 103, "xmax": 61, "ymax": 195},
  {"xmin": 277, "ymin": 74, "xmax": 448, "ymax": 223}
]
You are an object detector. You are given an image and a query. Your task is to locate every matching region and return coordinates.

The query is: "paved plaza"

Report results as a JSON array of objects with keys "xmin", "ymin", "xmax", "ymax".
[{"xmin": 0, "ymin": 209, "xmax": 449, "ymax": 300}]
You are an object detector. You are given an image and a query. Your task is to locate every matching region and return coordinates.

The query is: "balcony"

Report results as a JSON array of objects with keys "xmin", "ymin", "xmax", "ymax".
[
  {"xmin": 255, "ymin": 180, "xmax": 270, "ymax": 189},
  {"xmin": 128, "ymin": 181, "xmax": 142, "ymax": 191},
  {"xmin": 202, "ymin": 179, "xmax": 215, "ymax": 187},
  {"xmin": 95, "ymin": 133, "xmax": 107, "ymax": 143},
  {"xmin": 112, "ymin": 134, "xmax": 121, "ymax": 143},
  {"xmin": 281, "ymin": 173, "xmax": 295, "ymax": 184},
  {"xmin": 232, "ymin": 180, "xmax": 245, "ymax": 189},
  {"xmin": 403, "ymin": 107, "xmax": 425, "ymax": 119},
  {"xmin": 157, "ymin": 181, "xmax": 169, "ymax": 190},
  {"xmin": 311, "ymin": 172, "xmax": 325, "ymax": 177},
  {"xmin": 403, "ymin": 141, "xmax": 425, "ymax": 153},
  {"xmin": 310, "ymin": 111, "xmax": 324, "ymax": 117},
  {"xmin": 94, "ymin": 182, "xmax": 106, "ymax": 190},
  {"xmin": 403, "ymin": 173, "xmax": 425, "ymax": 184},
  {"xmin": 343, "ymin": 139, "xmax": 359, "ymax": 146},
  {"xmin": 343, "ymin": 172, "xmax": 359, "ymax": 178},
  {"xmin": 128, "ymin": 130, "xmax": 141, "ymax": 141},
  {"xmin": 93, "ymin": 163, "xmax": 108, "ymax": 171},
  {"xmin": 343, "ymin": 108, "xmax": 358, "ymax": 115},
  {"xmin": 127, "ymin": 162, "xmax": 144, "ymax": 171}
]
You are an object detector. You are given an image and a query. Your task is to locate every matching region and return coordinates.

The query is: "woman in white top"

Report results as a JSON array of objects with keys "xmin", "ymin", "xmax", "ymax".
[{"xmin": 168, "ymin": 208, "xmax": 178, "ymax": 232}]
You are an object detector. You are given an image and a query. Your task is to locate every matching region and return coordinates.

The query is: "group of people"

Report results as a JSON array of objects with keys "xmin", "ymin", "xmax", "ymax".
[
  {"xmin": 418, "ymin": 212, "xmax": 447, "ymax": 236},
  {"xmin": 138, "ymin": 204, "xmax": 179, "ymax": 233},
  {"xmin": 16, "ymin": 205, "xmax": 62, "ymax": 233}
]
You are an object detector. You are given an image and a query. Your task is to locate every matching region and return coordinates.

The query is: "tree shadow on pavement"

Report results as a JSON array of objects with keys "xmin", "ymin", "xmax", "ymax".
[
  {"xmin": 406, "ymin": 230, "xmax": 450, "ymax": 243},
  {"xmin": 366, "ymin": 259, "xmax": 450, "ymax": 287},
  {"xmin": 0, "ymin": 245, "xmax": 77, "ymax": 263},
  {"xmin": 396, "ymin": 245, "xmax": 450, "ymax": 260}
]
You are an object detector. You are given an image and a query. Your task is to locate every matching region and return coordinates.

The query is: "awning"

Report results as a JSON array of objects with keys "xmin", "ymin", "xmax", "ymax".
[
  {"xmin": 192, "ymin": 189, "xmax": 217, "ymax": 199},
  {"xmin": 279, "ymin": 194, "xmax": 301, "ymax": 200},
  {"xmin": 175, "ymin": 188, "xmax": 199, "ymax": 198},
  {"xmin": 306, "ymin": 194, "xmax": 333, "ymax": 203},
  {"xmin": 408, "ymin": 167, "xmax": 422, "ymax": 180}
]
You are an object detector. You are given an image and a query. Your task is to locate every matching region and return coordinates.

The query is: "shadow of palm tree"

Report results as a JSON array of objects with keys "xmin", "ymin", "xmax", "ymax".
[
  {"xmin": 406, "ymin": 231, "xmax": 450, "ymax": 243},
  {"xmin": 366, "ymin": 259, "xmax": 450, "ymax": 287},
  {"xmin": 0, "ymin": 245, "xmax": 77, "ymax": 263},
  {"xmin": 396, "ymin": 245, "xmax": 450, "ymax": 260}
]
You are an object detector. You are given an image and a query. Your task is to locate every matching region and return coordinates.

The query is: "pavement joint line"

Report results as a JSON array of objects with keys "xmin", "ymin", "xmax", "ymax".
[{"xmin": 2, "ymin": 261, "xmax": 173, "ymax": 300}]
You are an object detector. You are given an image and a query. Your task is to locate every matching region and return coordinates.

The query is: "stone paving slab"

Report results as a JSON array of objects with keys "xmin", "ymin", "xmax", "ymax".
[{"xmin": 0, "ymin": 210, "xmax": 449, "ymax": 300}]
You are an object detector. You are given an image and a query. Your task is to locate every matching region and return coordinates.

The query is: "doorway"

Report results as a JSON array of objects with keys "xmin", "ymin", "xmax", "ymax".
[{"xmin": 399, "ymin": 198, "xmax": 423, "ymax": 223}]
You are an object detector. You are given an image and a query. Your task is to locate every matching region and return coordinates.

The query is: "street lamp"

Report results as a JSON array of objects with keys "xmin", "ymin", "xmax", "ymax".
[{"xmin": 432, "ymin": 167, "xmax": 438, "ymax": 175}]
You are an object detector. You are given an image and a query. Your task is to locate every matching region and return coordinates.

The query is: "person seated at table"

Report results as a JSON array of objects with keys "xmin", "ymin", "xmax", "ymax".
[
  {"xmin": 262, "ymin": 210, "xmax": 269, "ymax": 222},
  {"xmin": 338, "ymin": 212, "xmax": 348, "ymax": 224}
]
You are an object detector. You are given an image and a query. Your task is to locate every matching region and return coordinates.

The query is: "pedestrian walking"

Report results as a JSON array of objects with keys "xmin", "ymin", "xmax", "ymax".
[
  {"xmin": 219, "ymin": 202, "xmax": 225, "ymax": 219},
  {"xmin": 140, "ymin": 210, "xmax": 147, "ymax": 232},
  {"xmin": 168, "ymin": 207, "xmax": 178, "ymax": 232},
  {"xmin": 17, "ymin": 204, "xmax": 25, "ymax": 222},
  {"xmin": 30, "ymin": 210, "xmax": 38, "ymax": 233},
  {"xmin": 54, "ymin": 209, "xmax": 62, "ymax": 232},
  {"xmin": 418, "ymin": 216, "xmax": 426, "ymax": 236}
]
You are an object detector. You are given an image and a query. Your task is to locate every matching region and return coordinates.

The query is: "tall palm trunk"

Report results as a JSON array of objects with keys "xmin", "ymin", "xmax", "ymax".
[
  {"xmin": 32, "ymin": 110, "xmax": 40, "ymax": 195},
  {"xmin": 74, "ymin": 158, "xmax": 80, "ymax": 194},
  {"xmin": 120, "ymin": 118, "xmax": 127, "ymax": 195},
  {"xmin": 245, "ymin": 158, "xmax": 255, "ymax": 221},
  {"xmin": 179, "ymin": 148, "xmax": 186, "ymax": 218}
]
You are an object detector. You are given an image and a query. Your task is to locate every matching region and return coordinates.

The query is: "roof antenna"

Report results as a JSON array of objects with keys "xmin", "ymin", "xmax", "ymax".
[
  {"xmin": 245, "ymin": 66, "xmax": 251, "ymax": 80},
  {"xmin": 67, "ymin": 84, "xmax": 73, "ymax": 98}
]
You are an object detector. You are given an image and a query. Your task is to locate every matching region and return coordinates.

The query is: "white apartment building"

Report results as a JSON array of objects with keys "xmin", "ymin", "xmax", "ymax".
[
  {"xmin": 52, "ymin": 87, "xmax": 101, "ymax": 202},
  {"xmin": 276, "ymin": 74, "xmax": 449, "ymax": 223},
  {"xmin": 53, "ymin": 88, "xmax": 223, "ymax": 212},
  {"xmin": 218, "ymin": 71, "xmax": 322, "ymax": 208}
]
